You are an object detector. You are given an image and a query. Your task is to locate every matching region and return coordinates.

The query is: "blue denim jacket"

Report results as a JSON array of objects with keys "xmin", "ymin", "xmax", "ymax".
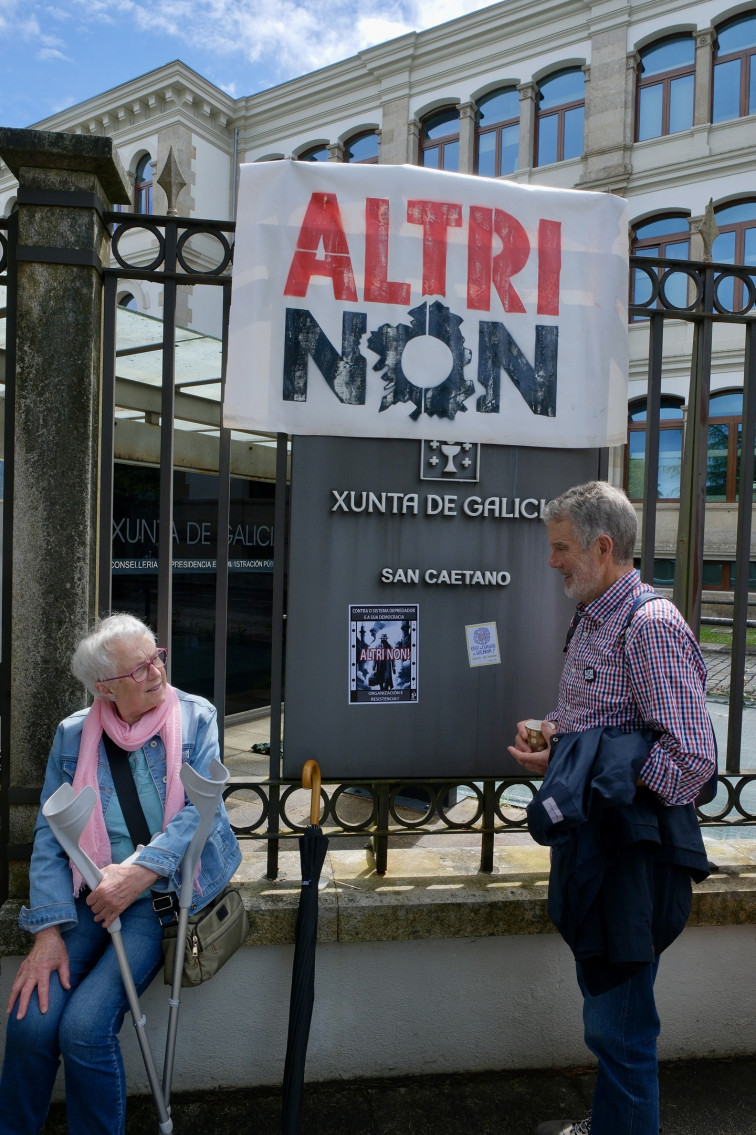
[{"xmin": 19, "ymin": 689, "xmax": 242, "ymax": 934}]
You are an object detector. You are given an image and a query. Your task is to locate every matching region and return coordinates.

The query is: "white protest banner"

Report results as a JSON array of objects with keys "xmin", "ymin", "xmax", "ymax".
[{"xmin": 225, "ymin": 161, "xmax": 628, "ymax": 447}]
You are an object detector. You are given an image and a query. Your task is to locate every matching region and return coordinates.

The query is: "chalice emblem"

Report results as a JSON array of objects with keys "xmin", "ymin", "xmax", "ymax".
[{"xmin": 439, "ymin": 442, "xmax": 462, "ymax": 473}]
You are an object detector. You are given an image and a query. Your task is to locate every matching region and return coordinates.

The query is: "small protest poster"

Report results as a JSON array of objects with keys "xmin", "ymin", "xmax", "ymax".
[
  {"xmin": 349, "ymin": 604, "xmax": 418, "ymax": 704},
  {"xmin": 465, "ymin": 621, "xmax": 501, "ymax": 667}
]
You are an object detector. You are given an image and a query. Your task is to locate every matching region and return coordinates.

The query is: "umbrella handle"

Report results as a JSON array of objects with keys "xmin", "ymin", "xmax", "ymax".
[{"xmin": 302, "ymin": 760, "xmax": 321, "ymax": 826}]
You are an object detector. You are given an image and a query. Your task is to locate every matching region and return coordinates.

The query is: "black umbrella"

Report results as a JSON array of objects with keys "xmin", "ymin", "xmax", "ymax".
[{"xmin": 282, "ymin": 759, "xmax": 329, "ymax": 1135}]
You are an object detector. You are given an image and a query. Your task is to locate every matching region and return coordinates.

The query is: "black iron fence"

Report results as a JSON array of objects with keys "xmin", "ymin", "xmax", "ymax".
[
  {"xmin": 222, "ymin": 770, "xmax": 756, "ymax": 878},
  {"xmin": 2, "ymin": 206, "xmax": 756, "ymax": 888},
  {"xmin": 100, "ymin": 213, "xmax": 237, "ymax": 716},
  {"xmin": 629, "ymin": 255, "xmax": 756, "ymax": 778}
]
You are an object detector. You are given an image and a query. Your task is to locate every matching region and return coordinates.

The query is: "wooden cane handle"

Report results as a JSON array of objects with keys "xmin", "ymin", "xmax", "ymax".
[{"xmin": 302, "ymin": 760, "xmax": 321, "ymax": 826}]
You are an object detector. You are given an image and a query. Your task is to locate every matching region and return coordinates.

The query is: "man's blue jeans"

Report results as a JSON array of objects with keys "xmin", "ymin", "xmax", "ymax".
[
  {"xmin": 577, "ymin": 959, "xmax": 661, "ymax": 1135},
  {"xmin": 0, "ymin": 896, "xmax": 163, "ymax": 1135}
]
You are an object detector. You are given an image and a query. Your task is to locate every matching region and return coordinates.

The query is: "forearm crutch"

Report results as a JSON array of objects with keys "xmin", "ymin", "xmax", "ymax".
[
  {"xmin": 43, "ymin": 783, "xmax": 173, "ymax": 1134},
  {"xmin": 161, "ymin": 757, "xmax": 229, "ymax": 1106}
]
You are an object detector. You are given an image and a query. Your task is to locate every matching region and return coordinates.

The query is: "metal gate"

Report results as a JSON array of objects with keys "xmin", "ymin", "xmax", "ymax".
[{"xmin": 2, "ymin": 203, "xmax": 756, "ymax": 897}]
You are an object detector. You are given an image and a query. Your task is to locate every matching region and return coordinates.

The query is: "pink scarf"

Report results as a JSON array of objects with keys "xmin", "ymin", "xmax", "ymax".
[{"xmin": 70, "ymin": 684, "xmax": 185, "ymax": 895}]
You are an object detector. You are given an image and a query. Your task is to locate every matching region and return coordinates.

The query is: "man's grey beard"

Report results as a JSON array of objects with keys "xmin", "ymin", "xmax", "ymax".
[{"xmin": 563, "ymin": 560, "xmax": 603, "ymax": 605}]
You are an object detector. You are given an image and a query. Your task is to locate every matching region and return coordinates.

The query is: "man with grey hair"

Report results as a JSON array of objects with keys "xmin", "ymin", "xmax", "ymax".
[{"xmin": 509, "ymin": 480, "xmax": 716, "ymax": 1135}]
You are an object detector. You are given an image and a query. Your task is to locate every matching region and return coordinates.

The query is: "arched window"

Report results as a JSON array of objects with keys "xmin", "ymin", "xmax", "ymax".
[
  {"xmin": 626, "ymin": 396, "xmax": 685, "ymax": 500},
  {"xmin": 713, "ymin": 12, "xmax": 756, "ymax": 122},
  {"xmin": 636, "ymin": 35, "xmax": 695, "ymax": 141},
  {"xmin": 475, "ymin": 88, "xmax": 520, "ymax": 177},
  {"xmin": 134, "ymin": 154, "xmax": 153, "ymax": 214},
  {"xmin": 712, "ymin": 200, "xmax": 756, "ymax": 312},
  {"xmin": 420, "ymin": 107, "xmax": 460, "ymax": 171},
  {"xmin": 345, "ymin": 131, "xmax": 379, "ymax": 163},
  {"xmin": 117, "ymin": 292, "xmax": 138, "ymax": 311},
  {"xmin": 706, "ymin": 389, "xmax": 756, "ymax": 503},
  {"xmin": 631, "ymin": 214, "xmax": 691, "ymax": 313},
  {"xmin": 299, "ymin": 145, "xmax": 330, "ymax": 162},
  {"xmin": 535, "ymin": 69, "xmax": 585, "ymax": 166}
]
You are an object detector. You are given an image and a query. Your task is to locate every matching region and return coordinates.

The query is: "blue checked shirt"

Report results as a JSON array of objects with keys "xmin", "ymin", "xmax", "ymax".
[{"xmin": 546, "ymin": 570, "xmax": 716, "ymax": 805}]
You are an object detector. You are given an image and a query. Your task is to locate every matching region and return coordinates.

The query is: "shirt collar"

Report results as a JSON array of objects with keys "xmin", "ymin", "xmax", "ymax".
[{"xmin": 577, "ymin": 568, "xmax": 640, "ymax": 623}]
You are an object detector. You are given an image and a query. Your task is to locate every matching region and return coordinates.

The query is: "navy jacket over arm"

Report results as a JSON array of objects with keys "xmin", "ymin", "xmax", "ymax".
[{"xmin": 526, "ymin": 726, "xmax": 710, "ymax": 995}]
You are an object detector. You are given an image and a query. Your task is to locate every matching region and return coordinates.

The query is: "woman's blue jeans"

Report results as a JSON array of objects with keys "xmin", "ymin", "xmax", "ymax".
[
  {"xmin": 0, "ymin": 896, "xmax": 163, "ymax": 1135},
  {"xmin": 577, "ymin": 959, "xmax": 661, "ymax": 1135}
]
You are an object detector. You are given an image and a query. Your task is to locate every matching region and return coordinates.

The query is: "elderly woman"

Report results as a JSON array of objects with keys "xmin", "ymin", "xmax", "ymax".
[{"xmin": 0, "ymin": 614, "xmax": 241, "ymax": 1135}]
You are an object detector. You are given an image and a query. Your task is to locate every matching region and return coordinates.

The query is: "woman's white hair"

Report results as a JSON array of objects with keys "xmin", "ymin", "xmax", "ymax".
[{"xmin": 71, "ymin": 613, "xmax": 156, "ymax": 696}]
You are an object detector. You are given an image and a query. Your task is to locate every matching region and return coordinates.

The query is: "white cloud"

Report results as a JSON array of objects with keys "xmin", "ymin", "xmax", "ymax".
[
  {"xmin": 39, "ymin": 31, "xmax": 67, "ymax": 48},
  {"xmin": 37, "ymin": 46, "xmax": 72, "ymax": 61},
  {"xmin": 59, "ymin": 0, "xmax": 493, "ymax": 81},
  {"xmin": 1, "ymin": 2, "xmax": 71, "ymax": 48},
  {"xmin": 44, "ymin": 3, "xmax": 75, "ymax": 18}
]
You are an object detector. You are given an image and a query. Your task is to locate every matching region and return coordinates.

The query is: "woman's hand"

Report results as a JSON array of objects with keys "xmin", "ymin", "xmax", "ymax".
[
  {"xmin": 507, "ymin": 719, "xmax": 557, "ymax": 776},
  {"xmin": 87, "ymin": 863, "xmax": 160, "ymax": 930},
  {"xmin": 7, "ymin": 926, "xmax": 70, "ymax": 1020}
]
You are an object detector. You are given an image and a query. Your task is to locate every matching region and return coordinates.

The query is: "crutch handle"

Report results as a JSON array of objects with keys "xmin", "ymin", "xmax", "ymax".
[{"xmin": 302, "ymin": 760, "xmax": 321, "ymax": 826}]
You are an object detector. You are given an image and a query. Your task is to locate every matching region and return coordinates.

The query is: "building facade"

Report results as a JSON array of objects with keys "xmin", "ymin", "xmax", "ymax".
[{"xmin": 1, "ymin": 0, "xmax": 755, "ymax": 608}]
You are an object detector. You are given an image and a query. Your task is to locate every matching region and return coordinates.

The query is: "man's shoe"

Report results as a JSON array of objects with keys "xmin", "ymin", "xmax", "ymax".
[{"xmin": 535, "ymin": 1117, "xmax": 591, "ymax": 1135}]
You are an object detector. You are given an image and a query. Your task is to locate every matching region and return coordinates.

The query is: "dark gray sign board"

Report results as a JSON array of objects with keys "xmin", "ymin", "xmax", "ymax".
[{"xmin": 283, "ymin": 436, "xmax": 603, "ymax": 779}]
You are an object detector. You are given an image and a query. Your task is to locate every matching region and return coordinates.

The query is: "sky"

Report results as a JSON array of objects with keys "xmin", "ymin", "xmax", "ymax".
[{"xmin": 0, "ymin": 0, "xmax": 496, "ymax": 128}]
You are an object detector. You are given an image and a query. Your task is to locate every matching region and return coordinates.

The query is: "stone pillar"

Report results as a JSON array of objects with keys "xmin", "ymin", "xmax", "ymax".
[
  {"xmin": 694, "ymin": 29, "xmax": 716, "ymax": 126},
  {"xmin": 517, "ymin": 82, "xmax": 537, "ymax": 171},
  {"xmin": 407, "ymin": 118, "xmax": 421, "ymax": 166},
  {"xmin": 458, "ymin": 101, "xmax": 477, "ymax": 174},
  {"xmin": 579, "ymin": 25, "xmax": 633, "ymax": 191},
  {"xmin": 625, "ymin": 52, "xmax": 640, "ymax": 147},
  {"xmin": 0, "ymin": 128, "xmax": 130, "ymax": 901},
  {"xmin": 379, "ymin": 96, "xmax": 412, "ymax": 163},
  {"xmin": 328, "ymin": 142, "xmax": 345, "ymax": 162}
]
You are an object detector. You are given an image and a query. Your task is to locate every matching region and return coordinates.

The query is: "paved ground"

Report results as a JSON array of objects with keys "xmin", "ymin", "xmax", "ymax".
[
  {"xmin": 40, "ymin": 1055, "xmax": 756, "ymax": 1134},
  {"xmin": 703, "ymin": 641, "xmax": 756, "ymax": 703}
]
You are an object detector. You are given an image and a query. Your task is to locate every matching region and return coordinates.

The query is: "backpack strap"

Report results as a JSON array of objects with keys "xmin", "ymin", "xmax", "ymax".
[
  {"xmin": 566, "ymin": 593, "xmax": 660, "ymax": 653},
  {"xmin": 623, "ymin": 591, "xmax": 659, "ymax": 635},
  {"xmin": 102, "ymin": 733, "xmax": 152, "ymax": 848},
  {"xmin": 563, "ymin": 609, "xmax": 584, "ymax": 652}
]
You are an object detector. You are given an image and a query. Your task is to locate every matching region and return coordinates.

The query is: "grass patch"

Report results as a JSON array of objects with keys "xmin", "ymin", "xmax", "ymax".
[{"xmin": 701, "ymin": 625, "xmax": 756, "ymax": 647}]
